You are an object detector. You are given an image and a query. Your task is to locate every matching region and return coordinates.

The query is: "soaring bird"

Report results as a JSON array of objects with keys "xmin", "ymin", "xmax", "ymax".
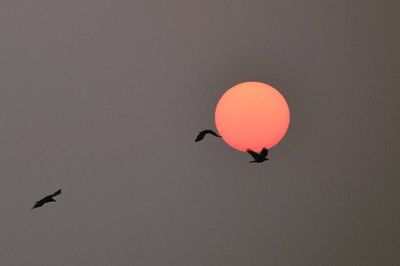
[
  {"xmin": 32, "ymin": 189, "xmax": 62, "ymax": 209},
  {"xmin": 247, "ymin": 148, "xmax": 269, "ymax": 163},
  {"xmin": 195, "ymin": 129, "xmax": 221, "ymax": 142}
]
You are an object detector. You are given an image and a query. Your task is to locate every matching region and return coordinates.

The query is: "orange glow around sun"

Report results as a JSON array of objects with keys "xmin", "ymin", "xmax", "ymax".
[{"xmin": 215, "ymin": 81, "xmax": 290, "ymax": 152}]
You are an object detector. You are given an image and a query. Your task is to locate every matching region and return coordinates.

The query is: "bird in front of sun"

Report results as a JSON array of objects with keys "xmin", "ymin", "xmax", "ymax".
[
  {"xmin": 32, "ymin": 189, "xmax": 61, "ymax": 209},
  {"xmin": 247, "ymin": 148, "xmax": 269, "ymax": 163},
  {"xmin": 195, "ymin": 129, "xmax": 221, "ymax": 142}
]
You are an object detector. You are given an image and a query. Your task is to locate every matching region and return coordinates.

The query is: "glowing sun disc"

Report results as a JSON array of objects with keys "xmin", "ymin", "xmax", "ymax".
[{"xmin": 214, "ymin": 81, "xmax": 290, "ymax": 152}]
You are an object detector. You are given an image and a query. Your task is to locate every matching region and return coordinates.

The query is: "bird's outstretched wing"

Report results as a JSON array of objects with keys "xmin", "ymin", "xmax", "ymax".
[
  {"xmin": 32, "ymin": 200, "xmax": 44, "ymax": 209},
  {"xmin": 195, "ymin": 129, "xmax": 220, "ymax": 142},
  {"xmin": 195, "ymin": 131, "xmax": 206, "ymax": 142},
  {"xmin": 51, "ymin": 189, "xmax": 61, "ymax": 197},
  {"xmin": 260, "ymin": 148, "xmax": 269, "ymax": 157},
  {"xmin": 246, "ymin": 149, "xmax": 260, "ymax": 160}
]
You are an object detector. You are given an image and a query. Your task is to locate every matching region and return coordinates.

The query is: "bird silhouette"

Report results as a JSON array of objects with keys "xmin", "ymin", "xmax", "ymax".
[
  {"xmin": 247, "ymin": 148, "xmax": 269, "ymax": 163},
  {"xmin": 195, "ymin": 129, "xmax": 221, "ymax": 142},
  {"xmin": 32, "ymin": 189, "xmax": 62, "ymax": 209}
]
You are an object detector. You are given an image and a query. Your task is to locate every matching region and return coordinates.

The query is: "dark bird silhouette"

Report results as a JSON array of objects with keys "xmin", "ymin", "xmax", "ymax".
[
  {"xmin": 247, "ymin": 148, "xmax": 269, "ymax": 163},
  {"xmin": 32, "ymin": 189, "xmax": 62, "ymax": 209},
  {"xmin": 195, "ymin": 129, "xmax": 221, "ymax": 142}
]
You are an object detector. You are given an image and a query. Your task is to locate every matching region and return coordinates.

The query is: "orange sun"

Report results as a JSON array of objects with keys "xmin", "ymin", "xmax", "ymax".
[{"xmin": 214, "ymin": 81, "xmax": 290, "ymax": 152}]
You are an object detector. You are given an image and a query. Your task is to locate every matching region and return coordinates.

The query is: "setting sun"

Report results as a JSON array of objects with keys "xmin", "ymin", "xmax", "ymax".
[{"xmin": 215, "ymin": 81, "xmax": 290, "ymax": 152}]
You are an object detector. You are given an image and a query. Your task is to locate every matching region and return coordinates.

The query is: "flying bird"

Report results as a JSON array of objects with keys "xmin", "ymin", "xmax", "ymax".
[
  {"xmin": 32, "ymin": 189, "xmax": 62, "ymax": 209},
  {"xmin": 195, "ymin": 129, "xmax": 221, "ymax": 142},
  {"xmin": 247, "ymin": 148, "xmax": 269, "ymax": 163}
]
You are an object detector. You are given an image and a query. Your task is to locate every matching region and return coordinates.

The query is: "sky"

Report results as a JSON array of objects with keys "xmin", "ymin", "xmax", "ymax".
[{"xmin": 0, "ymin": 1, "xmax": 399, "ymax": 265}]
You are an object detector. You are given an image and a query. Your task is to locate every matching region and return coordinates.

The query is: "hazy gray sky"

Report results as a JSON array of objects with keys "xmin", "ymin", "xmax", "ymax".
[{"xmin": 0, "ymin": 1, "xmax": 399, "ymax": 265}]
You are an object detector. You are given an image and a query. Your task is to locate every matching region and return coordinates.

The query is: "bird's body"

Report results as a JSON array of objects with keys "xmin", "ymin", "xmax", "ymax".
[
  {"xmin": 195, "ymin": 129, "xmax": 221, "ymax": 142},
  {"xmin": 247, "ymin": 148, "xmax": 269, "ymax": 163},
  {"xmin": 32, "ymin": 189, "xmax": 61, "ymax": 209}
]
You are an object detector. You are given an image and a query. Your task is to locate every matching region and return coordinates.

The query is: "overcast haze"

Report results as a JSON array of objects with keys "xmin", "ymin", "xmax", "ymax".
[{"xmin": 0, "ymin": 1, "xmax": 399, "ymax": 265}]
